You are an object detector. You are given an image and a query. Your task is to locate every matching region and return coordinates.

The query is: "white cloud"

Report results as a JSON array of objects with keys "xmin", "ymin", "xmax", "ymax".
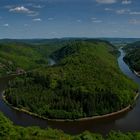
[
  {"xmin": 96, "ymin": 0, "xmax": 132, "ymax": 5},
  {"xmin": 24, "ymin": 24, "xmax": 29, "ymax": 27},
  {"xmin": 96, "ymin": 0, "xmax": 117, "ymax": 4},
  {"xmin": 48, "ymin": 18, "xmax": 54, "ymax": 20},
  {"xmin": 104, "ymin": 8, "xmax": 113, "ymax": 11},
  {"xmin": 91, "ymin": 17, "xmax": 97, "ymax": 20},
  {"xmin": 33, "ymin": 18, "xmax": 42, "ymax": 21},
  {"xmin": 5, "ymin": 5, "xmax": 14, "ymax": 9},
  {"xmin": 50, "ymin": 31, "xmax": 58, "ymax": 36},
  {"xmin": 129, "ymin": 12, "xmax": 140, "ymax": 15},
  {"xmin": 27, "ymin": 3, "xmax": 45, "ymax": 9},
  {"xmin": 116, "ymin": 9, "xmax": 140, "ymax": 15},
  {"xmin": 77, "ymin": 19, "xmax": 82, "ymax": 22},
  {"xmin": 28, "ymin": 12, "xmax": 39, "ymax": 17},
  {"xmin": 92, "ymin": 20, "xmax": 102, "ymax": 23},
  {"xmin": 129, "ymin": 19, "xmax": 140, "ymax": 24},
  {"xmin": 9, "ymin": 6, "xmax": 33, "ymax": 14},
  {"xmin": 32, "ymin": 5, "xmax": 44, "ymax": 8},
  {"xmin": 122, "ymin": 0, "xmax": 132, "ymax": 4},
  {"xmin": 116, "ymin": 9, "xmax": 130, "ymax": 14},
  {"xmin": 3, "ymin": 24, "xmax": 9, "ymax": 27},
  {"xmin": 91, "ymin": 17, "xmax": 102, "ymax": 23}
]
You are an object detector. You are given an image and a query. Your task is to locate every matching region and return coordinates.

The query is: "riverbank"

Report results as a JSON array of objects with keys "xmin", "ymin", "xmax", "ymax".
[
  {"xmin": 2, "ymin": 91, "xmax": 139, "ymax": 122},
  {"xmin": 122, "ymin": 57, "xmax": 140, "ymax": 79},
  {"xmin": 134, "ymin": 70, "xmax": 140, "ymax": 77}
]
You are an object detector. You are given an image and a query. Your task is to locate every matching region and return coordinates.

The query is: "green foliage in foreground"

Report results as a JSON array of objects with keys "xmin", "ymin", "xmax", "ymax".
[
  {"xmin": 0, "ymin": 111, "xmax": 71, "ymax": 140},
  {"xmin": 5, "ymin": 40, "xmax": 138, "ymax": 119},
  {"xmin": 123, "ymin": 41, "xmax": 140, "ymax": 72},
  {"xmin": 1, "ymin": 111, "xmax": 140, "ymax": 140}
]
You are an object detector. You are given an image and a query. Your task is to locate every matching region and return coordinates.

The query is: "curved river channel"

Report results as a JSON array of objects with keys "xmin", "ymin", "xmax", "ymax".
[{"xmin": 0, "ymin": 48, "xmax": 140, "ymax": 135}]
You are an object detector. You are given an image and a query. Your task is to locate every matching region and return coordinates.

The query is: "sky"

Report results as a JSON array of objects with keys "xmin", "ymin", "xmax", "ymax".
[{"xmin": 0, "ymin": 0, "xmax": 140, "ymax": 38}]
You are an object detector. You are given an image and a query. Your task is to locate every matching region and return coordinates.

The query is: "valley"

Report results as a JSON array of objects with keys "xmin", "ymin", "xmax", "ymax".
[{"xmin": 0, "ymin": 39, "xmax": 140, "ymax": 139}]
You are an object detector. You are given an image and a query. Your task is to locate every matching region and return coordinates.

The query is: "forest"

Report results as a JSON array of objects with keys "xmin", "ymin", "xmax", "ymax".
[
  {"xmin": 0, "ymin": 39, "xmax": 65, "ymax": 76},
  {"xmin": 123, "ymin": 41, "xmax": 140, "ymax": 72},
  {"xmin": 4, "ymin": 39, "xmax": 138, "ymax": 119}
]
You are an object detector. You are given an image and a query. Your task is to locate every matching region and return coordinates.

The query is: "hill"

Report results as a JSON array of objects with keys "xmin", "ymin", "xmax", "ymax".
[
  {"xmin": 4, "ymin": 40, "xmax": 138, "ymax": 119},
  {"xmin": 123, "ymin": 41, "xmax": 140, "ymax": 72},
  {"xmin": 0, "ymin": 42, "xmax": 47, "ymax": 76},
  {"xmin": 0, "ymin": 41, "xmax": 64, "ymax": 76}
]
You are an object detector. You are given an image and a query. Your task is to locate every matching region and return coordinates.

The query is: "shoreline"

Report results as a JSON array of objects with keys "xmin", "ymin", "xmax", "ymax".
[
  {"xmin": 2, "ymin": 91, "xmax": 139, "ymax": 122},
  {"xmin": 134, "ymin": 70, "xmax": 140, "ymax": 77},
  {"xmin": 123, "ymin": 59, "xmax": 140, "ymax": 77}
]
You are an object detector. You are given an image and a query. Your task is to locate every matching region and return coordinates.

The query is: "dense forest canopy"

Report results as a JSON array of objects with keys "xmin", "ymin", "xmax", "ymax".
[
  {"xmin": 0, "ymin": 40, "xmax": 65, "ymax": 76},
  {"xmin": 5, "ymin": 40, "xmax": 138, "ymax": 119},
  {"xmin": 123, "ymin": 41, "xmax": 140, "ymax": 72},
  {"xmin": 0, "ymin": 42, "xmax": 46, "ymax": 76}
]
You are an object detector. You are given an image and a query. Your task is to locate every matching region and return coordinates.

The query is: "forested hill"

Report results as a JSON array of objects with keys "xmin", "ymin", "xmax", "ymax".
[
  {"xmin": 5, "ymin": 40, "xmax": 137, "ymax": 119},
  {"xmin": 123, "ymin": 41, "xmax": 140, "ymax": 51},
  {"xmin": 0, "ymin": 42, "xmax": 48, "ymax": 76},
  {"xmin": 123, "ymin": 41, "xmax": 140, "ymax": 72},
  {"xmin": 0, "ymin": 39, "xmax": 88, "ymax": 76},
  {"xmin": 51, "ymin": 40, "xmax": 117, "ymax": 62},
  {"xmin": 0, "ymin": 41, "xmax": 63, "ymax": 76}
]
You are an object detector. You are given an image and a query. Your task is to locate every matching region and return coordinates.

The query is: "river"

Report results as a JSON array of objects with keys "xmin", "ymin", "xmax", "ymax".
[{"xmin": 0, "ymin": 49, "xmax": 140, "ymax": 135}]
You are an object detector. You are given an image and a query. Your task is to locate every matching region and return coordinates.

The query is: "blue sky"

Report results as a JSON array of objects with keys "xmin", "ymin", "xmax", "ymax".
[{"xmin": 0, "ymin": 0, "xmax": 140, "ymax": 38}]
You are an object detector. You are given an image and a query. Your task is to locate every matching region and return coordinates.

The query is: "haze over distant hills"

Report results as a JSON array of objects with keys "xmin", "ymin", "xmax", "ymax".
[{"xmin": 1, "ymin": 37, "xmax": 140, "ymax": 45}]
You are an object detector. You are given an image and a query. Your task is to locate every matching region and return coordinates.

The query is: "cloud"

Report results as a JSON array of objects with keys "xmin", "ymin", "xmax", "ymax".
[
  {"xmin": 104, "ymin": 8, "xmax": 113, "ymax": 11},
  {"xmin": 96, "ymin": 0, "xmax": 117, "ymax": 4},
  {"xmin": 129, "ymin": 19, "xmax": 140, "ymax": 24},
  {"xmin": 5, "ymin": 5, "xmax": 14, "ymax": 9},
  {"xmin": 9, "ymin": 6, "xmax": 33, "ymax": 14},
  {"xmin": 96, "ymin": 0, "xmax": 132, "ymax": 5},
  {"xmin": 48, "ymin": 18, "xmax": 54, "ymax": 21},
  {"xmin": 92, "ymin": 20, "xmax": 102, "ymax": 23},
  {"xmin": 77, "ymin": 19, "xmax": 82, "ymax": 22},
  {"xmin": 116, "ymin": 9, "xmax": 130, "ymax": 14},
  {"xmin": 91, "ymin": 17, "xmax": 97, "ymax": 20},
  {"xmin": 129, "ymin": 12, "xmax": 140, "ymax": 15},
  {"xmin": 122, "ymin": 0, "xmax": 132, "ymax": 4},
  {"xmin": 28, "ymin": 12, "xmax": 39, "ymax": 17},
  {"xmin": 24, "ymin": 24, "xmax": 29, "ymax": 27},
  {"xmin": 116, "ymin": 9, "xmax": 140, "ymax": 15},
  {"xmin": 3, "ymin": 24, "xmax": 9, "ymax": 27},
  {"xmin": 26, "ymin": 3, "xmax": 45, "ymax": 9},
  {"xmin": 50, "ymin": 31, "xmax": 58, "ymax": 36},
  {"xmin": 9, "ymin": 6, "xmax": 39, "ymax": 16},
  {"xmin": 91, "ymin": 17, "xmax": 102, "ymax": 23},
  {"xmin": 33, "ymin": 18, "xmax": 42, "ymax": 21},
  {"xmin": 32, "ymin": 5, "xmax": 44, "ymax": 8}
]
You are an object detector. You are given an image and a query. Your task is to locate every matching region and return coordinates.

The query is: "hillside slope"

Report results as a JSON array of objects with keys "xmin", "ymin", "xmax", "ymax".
[
  {"xmin": 0, "ymin": 40, "xmax": 65, "ymax": 76},
  {"xmin": 5, "ymin": 40, "xmax": 137, "ymax": 119},
  {"xmin": 123, "ymin": 41, "xmax": 140, "ymax": 72},
  {"xmin": 0, "ymin": 42, "xmax": 48, "ymax": 76}
]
